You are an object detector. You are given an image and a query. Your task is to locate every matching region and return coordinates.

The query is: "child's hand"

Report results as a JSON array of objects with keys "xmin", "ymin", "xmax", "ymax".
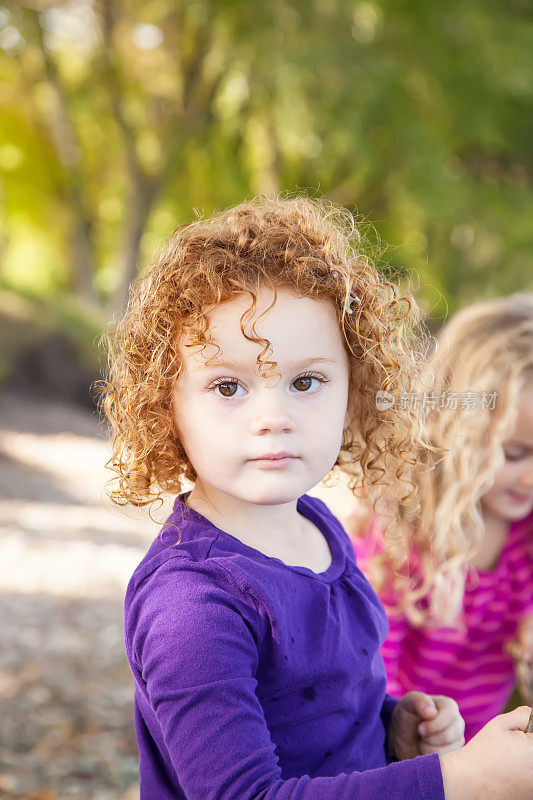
[
  {"xmin": 389, "ymin": 691, "xmax": 465, "ymax": 760},
  {"xmin": 440, "ymin": 706, "xmax": 533, "ymax": 800}
]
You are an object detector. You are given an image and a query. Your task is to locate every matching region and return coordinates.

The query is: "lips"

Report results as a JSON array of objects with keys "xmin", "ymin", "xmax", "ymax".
[
  {"xmin": 252, "ymin": 452, "xmax": 297, "ymax": 460},
  {"xmin": 508, "ymin": 490, "xmax": 533, "ymax": 503}
]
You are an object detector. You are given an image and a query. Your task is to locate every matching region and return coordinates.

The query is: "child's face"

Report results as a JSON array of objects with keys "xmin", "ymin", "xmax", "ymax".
[
  {"xmin": 172, "ymin": 286, "xmax": 353, "ymax": 507},
  {"xmin": 481, "ymin": 381, "xmax": 533, "ymax": 523}
]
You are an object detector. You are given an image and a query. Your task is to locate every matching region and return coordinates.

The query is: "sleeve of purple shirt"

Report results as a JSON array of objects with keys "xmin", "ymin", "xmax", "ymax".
[{"xmin": 127, "ymin": 561, "xmax": 445, "ymax": 800}]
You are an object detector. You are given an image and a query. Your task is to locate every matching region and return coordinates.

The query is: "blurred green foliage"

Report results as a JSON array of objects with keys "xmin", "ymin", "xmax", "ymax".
[{"xmin": 0, "ymin": 0, "xmax": 531, "ymax": 328}]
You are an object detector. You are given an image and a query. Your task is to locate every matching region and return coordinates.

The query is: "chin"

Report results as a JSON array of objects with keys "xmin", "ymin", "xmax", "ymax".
[
  {"xmin": 501, "ymin": 503, "xmax": 533, "ymax": 521},
  {"xmin": 241, "ymin": 485, "xmax": 303, "ymax": 506},
  {"xmin": 508, "ymin": 506, "xmax": 533, "ymax": 522},
  {"xmin": 249, "ymin": 492, "xmax": 300, "ymax": 506}
]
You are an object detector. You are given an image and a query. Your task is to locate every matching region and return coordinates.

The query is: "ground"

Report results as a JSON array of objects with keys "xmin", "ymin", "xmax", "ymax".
[
  {"xmin": 0, "ymin": 392, "xmax": 358, "ymax": 799},
  {"xmin": 0, "ymin": 394, "xmax": 161, "ymax": 799}
]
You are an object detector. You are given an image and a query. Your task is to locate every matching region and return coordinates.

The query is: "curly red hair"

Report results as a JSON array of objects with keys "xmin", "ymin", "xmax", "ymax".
[{"xmin": 100, "ymin": 195, "xmax": 430, "ymax": 554}]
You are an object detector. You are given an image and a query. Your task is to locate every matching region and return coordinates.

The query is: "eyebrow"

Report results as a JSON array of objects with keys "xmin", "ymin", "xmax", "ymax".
[{"xmin": 197, "ymin": 356, "xmax": 339, "ymax": 372}]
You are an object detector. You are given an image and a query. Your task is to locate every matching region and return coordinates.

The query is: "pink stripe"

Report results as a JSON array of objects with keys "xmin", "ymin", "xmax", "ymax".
[
  {"xmin": 395, "ymin": 649, "xmax": 511, "ymax": 675},
  {"xmin": 398, "ymin": 651, "xmax": 512, "ymax": 682},
  {"xmin": 396, "ymin": 667, "xmax": 513, "ymax": 695},
  {"xmin": 392, "ymin": 635, "xmax": 499, "ymax": 656},
  {"xmin": 385, "ymin": 630, "xmax": 408, "ymax": 644},
  {"xmin": 459, "ymin": 688, "xmax": 515, "ymax": 711}
]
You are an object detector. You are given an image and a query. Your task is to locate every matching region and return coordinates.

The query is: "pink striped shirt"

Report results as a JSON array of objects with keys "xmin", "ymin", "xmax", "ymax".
[{"xmin": 355, "ymin": 512, "xmax": 533, "ymax": 742}]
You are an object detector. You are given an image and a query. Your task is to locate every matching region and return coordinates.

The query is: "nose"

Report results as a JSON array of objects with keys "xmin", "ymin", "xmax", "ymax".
[{"xmin": 249, "ymin": 383, "xmax": 294, "ymax": 436}]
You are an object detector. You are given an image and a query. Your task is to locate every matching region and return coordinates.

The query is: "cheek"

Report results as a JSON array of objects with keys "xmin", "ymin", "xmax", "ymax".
[
  {"xmin": 306, "ymin": 407, "xmax": 345, "ymax": 451},
  {"xmin": 186, "ymin": 399, "xmax": 238, "ymax": 450},
  {"xmin": 172, "ymin": 394, "xmax": 208, "ymax": 451},
  {"xmin": 483, "ymin": 464, "xmax": 520, "ymax": 501}
]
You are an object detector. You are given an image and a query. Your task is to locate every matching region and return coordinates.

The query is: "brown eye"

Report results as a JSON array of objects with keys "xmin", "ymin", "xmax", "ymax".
[
  {"xmin": 293, "ymin": 376, "xmax": 313, "ymax": 392},
  {"xmin": 210, "ymin": 378, "xmax": 245, "ymax": 399},
  {"xmin": 217, "ymin": 382, "xmax": 238, "ymax": 397}
]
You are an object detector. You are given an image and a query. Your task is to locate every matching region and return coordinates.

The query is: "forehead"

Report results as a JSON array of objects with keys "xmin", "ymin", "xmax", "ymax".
[{"xmin": 181, "ymin": 287, "xmax": 345, "ymax": 368}]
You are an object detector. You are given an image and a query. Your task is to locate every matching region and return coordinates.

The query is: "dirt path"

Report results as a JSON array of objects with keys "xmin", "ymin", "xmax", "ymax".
[
  {"xmin": 0, "ymin": 393, "xmax": 358, "ymax": 799},
  {"xmin": 0, "ymin": 394, "xmax": 167, "ymax": 800}
]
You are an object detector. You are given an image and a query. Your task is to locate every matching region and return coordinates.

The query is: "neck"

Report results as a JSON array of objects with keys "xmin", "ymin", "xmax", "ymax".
[
  {"xmin": 480, "ymin": 504, "xmax": 510, "ymax": 542},
  {"xmin": 184, "ymin": 482, "xmax": 305, "ymax": 548},
  {"xmin": 470, "ymin": 503, "xmax": 510, "ymax": 571}
]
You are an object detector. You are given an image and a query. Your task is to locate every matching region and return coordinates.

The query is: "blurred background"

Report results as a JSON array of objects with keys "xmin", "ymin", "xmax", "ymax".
[{"xmin": 0, "ymin": 1, "xmax": 531, "ymax": 797}]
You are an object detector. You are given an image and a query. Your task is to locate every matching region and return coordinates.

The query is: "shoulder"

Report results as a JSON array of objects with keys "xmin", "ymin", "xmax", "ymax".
[
  {"xmin": 125, "ymin": 537, "xmax": 261, "ymax": 631},
  {"xmin": 124, "ymin": 509, "xmax": 266, "ymax": 660},
  {"xmin": 125, "ymin": 550, "xmax": 263, "ymax": 675},
  {"xmin": 126, "ymin": 498, "xmax": 260, "ymax": 602},
  {"xmin": 300, "ymin": 492, "xmax": 355, "ymax": 551}
]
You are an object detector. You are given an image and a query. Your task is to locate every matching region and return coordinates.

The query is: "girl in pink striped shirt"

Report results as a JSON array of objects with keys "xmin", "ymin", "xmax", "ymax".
[{"xmin": 356, "ymin": 294, "xmax": 533, "ymax": 742}]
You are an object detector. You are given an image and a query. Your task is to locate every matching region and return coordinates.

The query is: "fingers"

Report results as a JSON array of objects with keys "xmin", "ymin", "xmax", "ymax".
[
  {"xmin": 418, "ymin": 696, "xmax": 464, "ymax": 738},
  {"xmin": 418, "ymin": 740, "xmax": 463, "ymax": 757},
  {"xmin": 419, "ymin": 721, "xmax": 465, "ymax": 749},
  {"xmin": 404, "ymin": 691, "xmax": 439, "ymax": 721},
  {"xmin": 395, "ymin": 692, "xmax": 466, "ymax": 758},
  {"xmin": 416, "ymin": 696, "xmax": 465, "ymax": 752},
  {"xmin": 419, "ymin": 720, "xmax": 465, "ymax": 748},
  {"xmin": 494, "ymin": 705, "xmax": 532, "ymax": 731}
]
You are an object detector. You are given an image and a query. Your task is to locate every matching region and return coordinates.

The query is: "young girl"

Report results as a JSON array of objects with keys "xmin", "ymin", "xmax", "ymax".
[
  {"xmin": 358, "ymin": 295, "xmax": 533, "ymax": 742},
  {"xmin": 101, "ymin": 197, "xmax": 533, "ymax": 800}
]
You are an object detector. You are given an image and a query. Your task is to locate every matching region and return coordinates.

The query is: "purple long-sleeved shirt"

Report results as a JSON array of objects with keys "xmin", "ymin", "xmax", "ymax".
[{"xmin": 124, "ymin": 492, "xmax": 445, "ymax": 799}]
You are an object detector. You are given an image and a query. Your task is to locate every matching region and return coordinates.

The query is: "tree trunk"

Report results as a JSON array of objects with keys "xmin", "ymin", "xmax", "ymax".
[
  {"xmin": 24, "ymin": 8, "xmax": 99, "ymax": 308},
  {"xmin": 111, "ymin": 176, "xmax": 159, "ymax": 315},
  {"xmin": 70, "ymin": 214, "xmax": 99, "ymax": 308}
]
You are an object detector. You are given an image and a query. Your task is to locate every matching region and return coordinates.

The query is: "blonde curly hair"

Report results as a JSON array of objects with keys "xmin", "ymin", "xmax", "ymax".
[
  {"xmin": 99, "ymin": 195, "xmax": 431, "ymax": 555},
  {"xmin": 367, "ymin": 293, "xmax": 533, "ymax": 626}
]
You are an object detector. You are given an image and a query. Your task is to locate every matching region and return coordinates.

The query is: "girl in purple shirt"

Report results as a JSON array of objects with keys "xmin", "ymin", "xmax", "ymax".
[{"xmin": 100, "ymin": 196, "xmax": 533, "ymax": 799}]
